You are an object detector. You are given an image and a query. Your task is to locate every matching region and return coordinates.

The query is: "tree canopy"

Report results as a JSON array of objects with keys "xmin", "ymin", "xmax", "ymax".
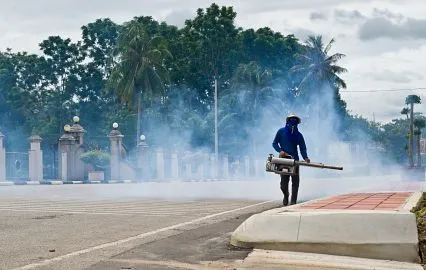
[{"xmin": 0, "ymin": 3, "xmax": 415, "ymax": 163}]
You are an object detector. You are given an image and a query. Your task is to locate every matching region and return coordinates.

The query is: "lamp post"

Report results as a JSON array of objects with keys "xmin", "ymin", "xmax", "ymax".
[
  {"xmin": 137, "ymin": 134, "xmax": 149, "ymax": 182},
  {"xmin": 109, "ymin": 122, "xmax": 123, "ymax": 181},
  {"xmin": 214, "ymin": 77, "xmax": 218, "ymax": 163}
]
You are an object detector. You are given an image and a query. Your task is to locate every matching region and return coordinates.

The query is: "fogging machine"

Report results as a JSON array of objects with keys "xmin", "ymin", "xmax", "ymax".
[{"xmin": 265, "ymin": 154, "xmax": 343, "ymax": 176}]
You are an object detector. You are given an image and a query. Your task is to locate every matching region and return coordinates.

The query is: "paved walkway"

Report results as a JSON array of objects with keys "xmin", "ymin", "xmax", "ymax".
[
  {"xmin": 231, "ymin": 191, "xmax": 422, "ymax": 263},
  {"xmin": 298, "ymin": 192, "xmax": 413, "ymax": 210}
]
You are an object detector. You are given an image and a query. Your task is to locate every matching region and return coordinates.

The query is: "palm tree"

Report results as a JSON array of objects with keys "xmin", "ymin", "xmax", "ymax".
[
  {"xmin": 405, "ymin": 95, "xmax": 421, "ymax": 167},
  {"xmin": 290, "ymin": 36, "xmax": 347, "ymax": 136},
  {"xmin": 401, "ymin": 107, "xmax": 409, "ymax": 120},
  {"xmin": 109, "ymin": 20, "xmax": 171, "ymax": 144},
  {"xmin": 231, "ymin": 61, "xmax": 274, "ymax": 154},
  {"xmin": 291, "ymin": 35, "xmax": 347, "ymax": 93},
  {"xmin": 414, "ymin": 118, "xmax": 426, "ymax": 167},
  {"xmin": 232, "ymin": 61, "xmax": 274, "ymax": 118}
]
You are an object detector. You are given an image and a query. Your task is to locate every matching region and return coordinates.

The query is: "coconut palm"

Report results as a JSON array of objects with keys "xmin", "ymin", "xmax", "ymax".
[
  {"xmin": 290, "ymin": 36, "xmax": 347, "ymax": 138},
  {"xmin": 414, "ymin": 118, "xmax": 426, "ymax": 167},
  {"xmin": 231, "ymin": 61, "xmax": 275, "ymax": 154},
  {"xmin": 405, "ymin": 95, "xmax": 421, "ymax": 167},
  {"xmin": 401, "ymin": 107, "xmax": 409, "ymax": 120},
  {"xmin": 108, "ymin": 20, "xmax": 172, "ymax": 144},
  {"xmin": 231, "ymin": 61, "xmax": 274, "ymax": 119},
  {"xmin": 291, "ymin": 35, "xmax": 347, "ymax": 93}
]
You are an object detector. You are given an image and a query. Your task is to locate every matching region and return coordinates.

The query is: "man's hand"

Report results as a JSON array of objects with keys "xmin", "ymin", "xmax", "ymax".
[
  {"xmin": 279, "ymin": 151, "xmax": 287, "ymax": 158},
  {"xmin": 304, "ymin": 158, "xmax": 311, "ymax": 163}
]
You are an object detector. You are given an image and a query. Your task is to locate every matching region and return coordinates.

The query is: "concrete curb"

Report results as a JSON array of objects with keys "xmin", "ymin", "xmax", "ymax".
[
  {"xmin": 0, "ymin": 181, "xmax": 14, "ymax": 186},
  {"xmin": 0, "ymin": 179, "xmax": 247, "ymax": 186},
  {"xmin": 231, "ymin": 192, "xmax": 422, "ymax": 263},
  {"xmin": 237, "ymin": 249, "xmax": 423, "ymax": 270}
]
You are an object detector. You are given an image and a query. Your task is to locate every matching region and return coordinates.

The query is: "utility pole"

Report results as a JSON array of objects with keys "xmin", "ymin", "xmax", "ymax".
[{"xmin": 214, "ymin": 77, "xmax": 219, "ymax": 162}]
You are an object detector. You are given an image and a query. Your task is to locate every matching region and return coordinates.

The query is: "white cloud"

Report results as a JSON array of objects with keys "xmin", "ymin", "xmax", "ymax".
[
  {"xmin": 334, "ymin": 9, "xmax": 366, "ymax": 24},
  {"xmin": 359, "ymin": 17, "xmax": 426, "ymax": 40},
  {"xmin": 310, "ymin": 11, "xmax": 328, "ymax": 21}
]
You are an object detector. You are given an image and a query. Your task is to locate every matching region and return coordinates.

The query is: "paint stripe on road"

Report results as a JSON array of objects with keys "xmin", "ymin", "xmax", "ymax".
[{"xmin": 14, "ymin": 200, "xmax": 274, "ymax": 270}]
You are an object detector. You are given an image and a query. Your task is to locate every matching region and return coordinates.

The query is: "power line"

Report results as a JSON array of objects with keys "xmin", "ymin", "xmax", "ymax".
[{"xmin": 340, "ymin": 87, "xmax": 426, "ymax": 93}]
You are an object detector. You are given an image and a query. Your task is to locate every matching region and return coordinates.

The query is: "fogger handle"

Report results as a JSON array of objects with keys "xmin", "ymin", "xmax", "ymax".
[{"xmin": 296, "ymin": 161, "xmax": 343, "ymax": 170}]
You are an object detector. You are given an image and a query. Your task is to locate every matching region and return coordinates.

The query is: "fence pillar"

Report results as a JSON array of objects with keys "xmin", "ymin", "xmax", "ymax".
[
  {"xmin": 69, "ymin": 117, "xmax": 86, "ymax": 181},
  {"xmin": 254, "ymin": 159, "xmax": 263, "ymax": 178},
  {"xmin": 61, "ymin": 152, "xmax": 68, "ymax": 181},
  {"xmin": 108, "ymin": 123, "xmax": 124, "ymax": 181},
  {"xmin": 244, "ymin": 156, "xmax": 250, "ymax": 178},
  {"xmin": 137, "ymin": 135, "xmax": 149, "ymax": 181},
  {"xmin": 233, "ymin": 159, "xmax": 240, "ymax": 179},
  {"xmin": 210, "ymin": 154, "xmax": 217, "ymax": 179},
  {"xmin": 196, "ymin": 160, "xmax": 204, "ymax": 179},
  {"xmin": 156, "ymin": 148, "xmax": 165, "ymax": 180},
  {"xmin": 171, "ymin": 152, "xmax": 179, "ymax": 180},
  {"xmin": 58, "ymin": 132, "xmax": 76, "ymax": 182},
  {"xmin": 203, "ymin": 153, "xmax": 210, "ymax": 179},
  {"xmin": 0, "ymin": 133, "xmax": 5, "ymax": 182},
  {"xmin": 29, "ymin": 136, "xmax": 43, "ymax": 182},
  {"xmin": 222, "ymin": 154, "xmax": 229, "ymax": 179},
  {"xmin": 185, "ymin": 163, "xmax": 192, "ymax": 180}
]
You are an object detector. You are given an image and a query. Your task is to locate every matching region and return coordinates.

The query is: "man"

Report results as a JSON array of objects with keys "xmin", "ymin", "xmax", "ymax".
[{"xmin": 272, "ymin": 114, "xmax": 310, "ymax": 206}]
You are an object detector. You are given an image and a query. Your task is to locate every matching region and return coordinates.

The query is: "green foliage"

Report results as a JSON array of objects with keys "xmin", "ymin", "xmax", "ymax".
[
  {"xmin": 0, "ymin": 3, "xmax": 381, "ymax": 157},
  {"xmin": 406, "ymin": 95, "xmax": 421, "ymax": 105},
  {"xmin": 79, "ymin": 150, "xmax": 110, "ymax": 170}
]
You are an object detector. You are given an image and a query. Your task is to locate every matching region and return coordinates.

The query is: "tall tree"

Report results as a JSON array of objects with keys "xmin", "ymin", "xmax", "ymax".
[
  {"xmin": 231, "ymin": 61, "xmax": 274, "ymax": 121},
  {"xmin": 405, "ymin": 94, "xmax": 421, "ymax": 167},
  {"xmin": 181, "ymin": 3, "xmax": 240, "ymax": 106},
  {"xmin": 39, "ymin": 36, "xmax": 83, "ymax": 133},
  {"xmin": 230, "ymin": 61, "xmax": 274, "ymax": 154},
  {"xmin": 401, "ymin": 107, "xmax": 409, "ymax": 120},
  {"xmin": 290, "ymin": 35, "xmax": 347, "ymax": 140},
  {"xmin": 81, "ymin": 18, "xmax": 120, "ymax": 77},
  {"xmin": 291, "ymin": 35, "xmax": 347, "ymax": 92},
  {"xmin": 108, "ymin": 20, "xmax": 171, "ymax": 144}
]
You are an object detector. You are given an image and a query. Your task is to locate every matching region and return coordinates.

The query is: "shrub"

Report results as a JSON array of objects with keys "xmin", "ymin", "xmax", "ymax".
[{"xmin": 80, "ymin": 150, "xmax": 110, "ymax": 171}]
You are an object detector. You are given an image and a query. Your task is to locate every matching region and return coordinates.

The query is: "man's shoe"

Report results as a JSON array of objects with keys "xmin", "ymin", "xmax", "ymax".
[{"xmin": 283, "ymin": 197, "xmax": 289, "ymax": 206}]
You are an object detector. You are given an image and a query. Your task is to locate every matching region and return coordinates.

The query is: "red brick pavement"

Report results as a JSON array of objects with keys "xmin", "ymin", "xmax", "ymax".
[{"xmin": 298, "ymin": 192, "xmax": 413, "ymax": 210}]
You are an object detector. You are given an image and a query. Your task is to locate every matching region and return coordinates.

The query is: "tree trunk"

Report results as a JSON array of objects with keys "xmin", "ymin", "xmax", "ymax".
[
  {"xmin": 418, "ymin": 132, "xmax": 422, "ymax": 167},
  {"xmin": 136, "ymin": 91, "xmax": 142, "ymax": 146},
  {"xmin": 409, "ymin": 103, "xmax": 414, "ymax": 167}
]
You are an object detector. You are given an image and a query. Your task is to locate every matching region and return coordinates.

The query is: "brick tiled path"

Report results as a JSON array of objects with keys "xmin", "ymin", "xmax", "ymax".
[{"xmin": 298, "ymin": 192, "xmax": 413, "ymax": 210}]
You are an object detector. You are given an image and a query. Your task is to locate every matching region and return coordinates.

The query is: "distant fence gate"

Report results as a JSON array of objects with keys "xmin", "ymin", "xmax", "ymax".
[{"xmin": 6, "ymin": 152, "xmax": 29, "ymax": 181}]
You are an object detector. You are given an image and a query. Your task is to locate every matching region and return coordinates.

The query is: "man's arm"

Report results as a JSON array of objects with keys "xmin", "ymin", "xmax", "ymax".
[
  {"xmin": 299, "ymin": 133, "xmax": 309, "ymax": 161},
  {"xmin": 272, "ymin": 130, "xmax": 282, "ymax": 153}
]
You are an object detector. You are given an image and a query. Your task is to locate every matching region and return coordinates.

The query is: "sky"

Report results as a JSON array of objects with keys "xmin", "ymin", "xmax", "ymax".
[{"xmin": 1, "ymin": 0, "xmax": 425, "ymax": 123}]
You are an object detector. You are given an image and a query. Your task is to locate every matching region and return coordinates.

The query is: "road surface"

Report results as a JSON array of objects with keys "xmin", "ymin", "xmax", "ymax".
[{"xmin": 0, "ymin": 183, "xmax": 278, "ymax": 269}]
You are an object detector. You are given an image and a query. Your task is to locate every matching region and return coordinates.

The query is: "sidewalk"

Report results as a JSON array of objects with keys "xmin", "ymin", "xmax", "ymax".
[{"xmin": 231, "ymin": 190, "xmax": 423, "ymax": 264}]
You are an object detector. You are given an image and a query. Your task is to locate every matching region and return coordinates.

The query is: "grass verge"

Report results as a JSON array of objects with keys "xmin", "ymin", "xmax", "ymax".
[{"xmin": 412, "ymin": 192, "xmax": 426, "ymax": 266}]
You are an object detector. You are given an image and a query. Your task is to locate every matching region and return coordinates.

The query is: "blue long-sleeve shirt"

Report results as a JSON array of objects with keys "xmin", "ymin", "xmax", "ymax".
[{"xmin": 272, "ymin": 127, "xmax": 308, "ymax": 161}]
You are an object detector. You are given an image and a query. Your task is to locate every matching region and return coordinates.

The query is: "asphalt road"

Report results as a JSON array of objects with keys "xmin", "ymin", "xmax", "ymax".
[
  {"xmin": 0, "ymin": 183, "xmax": 279, "ymax": 270},
  {"xmin": 0, "ymin": 175, "xmax": 403, "ymax": 270}
]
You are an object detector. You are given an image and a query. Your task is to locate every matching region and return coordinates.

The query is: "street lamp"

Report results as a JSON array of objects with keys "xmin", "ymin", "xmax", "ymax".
[
  {"xmin": 73, "ymin": 116, "xmax": 80, "ymax": 124},
  {"xmin": 140, "ymin": 134, "xmax": 146, "ymax": 142},
  {"xmin": 112, "ymin": 122, "xmax": 119, "ymax": 130},
  {"xmin": 64, "ymin": 124, "xmax": 71, "ymax": 133}
]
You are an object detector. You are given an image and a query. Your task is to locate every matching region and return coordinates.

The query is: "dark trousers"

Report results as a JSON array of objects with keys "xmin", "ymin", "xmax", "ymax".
[{"xmin": 280, "ymin": 166, "xmax": 300, "ymax": 204}]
